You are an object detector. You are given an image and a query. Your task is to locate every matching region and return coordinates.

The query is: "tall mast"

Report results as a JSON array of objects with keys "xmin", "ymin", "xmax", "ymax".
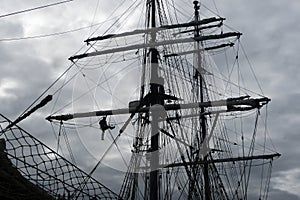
[
  {"xmin": 148, "ymin": 0, "xmax": 161, "ymax": 200},
  {"xmin": 193, "ymin": 1, "xmax": 211, "ymax": 199}
]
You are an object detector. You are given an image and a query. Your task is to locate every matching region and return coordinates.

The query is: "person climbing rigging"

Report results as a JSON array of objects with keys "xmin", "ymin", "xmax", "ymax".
[{"xmin": 99, "ymin": 117, "xmax": 115, "ymax": 140}]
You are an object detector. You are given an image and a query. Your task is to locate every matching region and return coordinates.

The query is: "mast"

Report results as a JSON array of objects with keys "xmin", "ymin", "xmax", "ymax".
[
  {"xmin": 193, "ymin": 1, "xmax": 211, "ymax": 199},
  {"xmin": 149, "ymin": 0, "xmax": 161, "ymax": 199}
]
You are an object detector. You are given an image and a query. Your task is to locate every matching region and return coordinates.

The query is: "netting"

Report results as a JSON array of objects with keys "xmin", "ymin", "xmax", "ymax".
[{"xmin": 0, "ymin": 114, "xmax": 120, "ymax": 199}]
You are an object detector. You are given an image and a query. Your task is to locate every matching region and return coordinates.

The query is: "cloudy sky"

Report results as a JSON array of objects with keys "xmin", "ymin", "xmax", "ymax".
[{"xmin": 0, "ymin": 0, "xmax": 300, "ymax": 199}]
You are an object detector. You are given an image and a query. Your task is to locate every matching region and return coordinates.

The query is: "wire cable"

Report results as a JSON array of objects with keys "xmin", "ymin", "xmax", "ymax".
[
  {"xmin": 0, "ymin": 0, "xmax": 74, "ymax": 19},
  {"xmin": 0, "ymin": 23, "xmax": 98, "ymax": 42}
]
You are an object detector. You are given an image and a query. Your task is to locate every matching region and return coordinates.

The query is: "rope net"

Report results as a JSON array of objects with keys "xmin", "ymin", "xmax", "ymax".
[{"xmin": 0, "ymin": 114, "xmax": 120, "ymax": 199}]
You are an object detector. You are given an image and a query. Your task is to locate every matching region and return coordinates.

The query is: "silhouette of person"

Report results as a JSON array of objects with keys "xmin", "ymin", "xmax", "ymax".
[{"xmin": 99, "ymin": 117, "xmax": 115, "ymax": 140}]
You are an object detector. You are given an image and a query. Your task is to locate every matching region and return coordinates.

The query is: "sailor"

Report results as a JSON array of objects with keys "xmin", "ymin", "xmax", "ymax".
[{"xmin": 99, "ymin": 117, "xmax": 115, "ymax": 140}]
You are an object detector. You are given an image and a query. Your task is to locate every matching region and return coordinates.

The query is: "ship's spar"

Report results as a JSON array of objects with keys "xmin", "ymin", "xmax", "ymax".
[{"xmin": 46, "ymin": 96, "xmax": 271, "ymax": 121}]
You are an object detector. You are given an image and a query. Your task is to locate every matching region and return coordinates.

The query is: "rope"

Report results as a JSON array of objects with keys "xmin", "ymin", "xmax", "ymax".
[
  {"xmin": 71, "ymin": 130, "xmax": 125, "ymax": 199},
  {"xmin": 0, "ymin": 114, "xmax": 119, "ymax": 199},
  {"xmin": 61, "ymin": 122, "xmax": 77, "ymax": 165},
  {"xmin": 0, "ymin": 21, "xmax": 111, "ymax": 42},
  {"xmin": 0, "ymin": 0, "xmax": 74, "ymax": 19},
  {"xmin": 240, "ymin": 42, "xmax": 264, "ymax": 96}
]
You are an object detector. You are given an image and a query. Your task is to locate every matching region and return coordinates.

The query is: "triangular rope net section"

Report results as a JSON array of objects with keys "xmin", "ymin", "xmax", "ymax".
[{"xmin": 0, "ymin": 113, "xmax": 120, "ymax": 199}]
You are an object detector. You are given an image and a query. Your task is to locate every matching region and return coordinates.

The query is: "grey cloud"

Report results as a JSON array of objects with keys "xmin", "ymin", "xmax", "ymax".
[{"xmin": 0, "ymin": 19, "xmax": 24, "ymax": 38}]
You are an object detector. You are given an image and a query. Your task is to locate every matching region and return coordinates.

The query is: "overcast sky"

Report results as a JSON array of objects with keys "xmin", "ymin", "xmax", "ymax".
[{"xmin": 0, "ymin": 0, "xmax": 300, "ymax": 199}]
